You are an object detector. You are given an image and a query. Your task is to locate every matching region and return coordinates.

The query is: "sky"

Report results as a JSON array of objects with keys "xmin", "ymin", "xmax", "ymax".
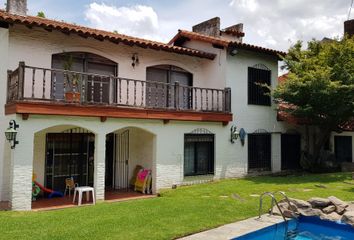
[{"xmin": 0, "ymin": 0, "xmax": 353, "ymax": 51}]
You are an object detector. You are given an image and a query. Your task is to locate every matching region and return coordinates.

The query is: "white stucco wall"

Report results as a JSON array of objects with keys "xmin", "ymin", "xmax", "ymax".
[
  {"xmin": 180, "ymin": 38, "xmax": 306, "ymax": 173},
  {"xmin": 32, "ymin": 132, "xmax": 45, "ymax": 185},
  {"xmin": 183, "ymin": 40, "xmax": 227, "ymax": 89},
  {"xmin": 226, "ymin": 50, "xmax": 283, "ymax": 132},
  {"xmin": 226, "ymin": 50, "xmax": 303, "ymax": 172},
  {"xmin": 0, "ymin": 24, "xmax": 237, "ymax": 204},
  {"xmin": 111, "ymin": 127, "xmax": 155, "ymax": 189},
  {"xmin": 0, "ymin": 27, "xmax": 10, "ymax": 201},
  {"xmin": 7, "ymin": 25, "xmax": 223, "ymax": 94},
  {"xmin": 8, "ymin": 113, "xmax": 244, "ymax": 209},
  {"xmin": 127, "ymin": 127, "xmax": 154, "ymax": 180}
]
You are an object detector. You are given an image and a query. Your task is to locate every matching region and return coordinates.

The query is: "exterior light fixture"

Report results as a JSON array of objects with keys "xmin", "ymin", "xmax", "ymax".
[
  {"xmin": 230, "ymin": 125, "xmax": 239, "ymax": 143},
  {"xmin": 5, "ymin": 120, "xmax": 19, "ymax": 149},
  {"xmin": 131, "ymin": 53, "xmax": 139, "ymax": 68},
  {"xmin": 229, "ymin": 49, "xmax": 238, "ymax": 56}
]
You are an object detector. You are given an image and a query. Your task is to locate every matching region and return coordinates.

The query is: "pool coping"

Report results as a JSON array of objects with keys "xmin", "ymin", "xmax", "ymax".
[{"xmin": 179, "ymin": 215, "xmax": 285, "ymax": 240}]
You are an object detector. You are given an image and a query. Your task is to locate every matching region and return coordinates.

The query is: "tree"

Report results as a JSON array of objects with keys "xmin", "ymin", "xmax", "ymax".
[
  {"xmin": 37, "ymin": 11, "xmax": 46, "ymax": 18},
  {"xmin": 273, "ymin": 36, "xmax": 354, "ymax": 163}
]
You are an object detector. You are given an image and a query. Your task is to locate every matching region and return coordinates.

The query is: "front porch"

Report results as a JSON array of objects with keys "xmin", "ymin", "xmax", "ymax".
[
  {"xmin": 6, "ymin": 122, "xmax": 156, "ymax": 210},
  {"xmin": 31, "ymin": 189, "xmax": 155, "ymax": 211}
]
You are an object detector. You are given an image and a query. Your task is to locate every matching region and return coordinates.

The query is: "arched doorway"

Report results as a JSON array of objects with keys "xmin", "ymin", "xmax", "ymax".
[
  {"xmin": 105, "ymin": 127, "xmax": 155, "ymax": 194},
  {"xmin": 146, "ymin": 65, "xmax": 192, "ymax": 109},
  {"xmin": 33, "ymin": 126, "xmax": 95, "ymax": 194},
  {"xmin": 32, "ymin": 125, "xmax": 96, "ymax": 209},
  {"xmin": 51, "ymin": 52, "xmax": 118, "ymax": 103},
  {"xmin": 45, "ymin": 127, "xmax": 95, "ymax": 191}
]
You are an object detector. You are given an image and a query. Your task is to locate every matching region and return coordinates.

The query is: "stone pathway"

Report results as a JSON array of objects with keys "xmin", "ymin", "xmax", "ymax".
[{"xmin": 179, "ymin": 215, "xmax": 283, "ymax": 240}]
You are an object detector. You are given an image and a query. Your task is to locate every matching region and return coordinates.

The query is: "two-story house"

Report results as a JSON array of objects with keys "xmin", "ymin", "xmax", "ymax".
[{"xmin": 0, "ymin": 0, "xmax": 292, "ymax": 211}]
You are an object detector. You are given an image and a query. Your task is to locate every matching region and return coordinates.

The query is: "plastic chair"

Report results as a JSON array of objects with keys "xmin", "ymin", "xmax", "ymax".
[
  {"xmin": 64, "ymin": 177, "xmax": 78, "ymax": 197},
  {"xmin": 135, "ymin": 169, "xmax": 152, "ymax": 194}
]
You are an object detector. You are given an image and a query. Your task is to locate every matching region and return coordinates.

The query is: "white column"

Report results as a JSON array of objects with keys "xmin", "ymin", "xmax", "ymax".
[
  {"xmin": 94, "ymin": 132, "xmax": 105, "ymax": 201},
  {"xmin": 9, "ymin": 131, "xmax": 34, "ymax": 211},
  {"xmin": 0, "ymin": 26, "xmax": 9, "ymax": 202},
  {"xmin": 271, "ymin": 133, "xmax": 282, "ymax": 173}
]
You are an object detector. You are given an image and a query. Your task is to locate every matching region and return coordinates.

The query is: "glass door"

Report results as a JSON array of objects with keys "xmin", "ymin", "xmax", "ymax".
[{"xmin": 146, "ymin": 65, "xmax": 192, "ymax": 109}]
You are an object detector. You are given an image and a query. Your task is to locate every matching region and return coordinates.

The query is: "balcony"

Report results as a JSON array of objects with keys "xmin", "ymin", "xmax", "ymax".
[{"xmin": 6, "ymin": 62, "xmax": 232, "ymax": 124}]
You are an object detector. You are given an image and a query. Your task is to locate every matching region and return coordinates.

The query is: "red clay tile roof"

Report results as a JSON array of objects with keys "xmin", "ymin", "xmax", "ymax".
[
  {"xmin": 169, "ymin": 30, "xmax": 230, "ymax": 47},
  {"xmin": 277, "ymin": 103, "xmax": 309, "ymax": 125},
  {"xmin": 278, "ymin": 73, "xmax": 289, "ymax": 83},
  {"xmin": 278, "ymin": 108, "xmax": 354, "ymax": 132},
  {"xmin": 339, "ymin": 120, "xmax": 354, "ymax": 131},
  {"xmin": 169, "ymin": 30, "xmax": 286, "ymax": 58},
  {"xmin": 221, "ymin": 29, "xmax": 245, "ymax": 37},
  {"xmin": 0, "ymin": 10, "xmax": 216, "ymax": 60}
]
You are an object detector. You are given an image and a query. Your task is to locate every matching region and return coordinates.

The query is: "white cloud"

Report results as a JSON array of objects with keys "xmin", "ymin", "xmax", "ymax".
[
  {"xmin": 15, "ymin": 0, "xmax": 351, "ymax": 51},
  {"xmin": 85, "ymin": 3, "xmax": 162, "ymax": 41},
  {"xmin": 230, "ymin": 0, "xmax": 259, "ymax": 12},
  {"xmin": 229, "ymin": 0, "xmax": 348, "ymax": 50}
]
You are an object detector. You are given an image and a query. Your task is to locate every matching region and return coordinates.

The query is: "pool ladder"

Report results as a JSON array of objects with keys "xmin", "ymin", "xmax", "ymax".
[
  {"xmin": 258, "ymin": 192, "xmax": 299, "ymax": 240},
  {"xmin": 258, "ymin": 191, "xmax": 298, "ymax": 222}
]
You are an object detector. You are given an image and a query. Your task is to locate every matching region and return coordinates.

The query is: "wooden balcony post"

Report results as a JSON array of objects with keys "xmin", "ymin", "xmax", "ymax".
[
  {"xmin": 7, "ymin": 70, "xmax": 12, "ymax": 103},
  {"xmin": 174, "ymin": 81, "xmax": 180, "ymax": 110},
  {"xmin": 18, "ymin": 61, "xmax": 25, "ymax": 100},
  {"xmin": 109, "ymin": 76, "xmax": 113, "ymax": 105},
  {"xmin": 224, "ymin": 87, "xmax": 231, "ymax": 112}
]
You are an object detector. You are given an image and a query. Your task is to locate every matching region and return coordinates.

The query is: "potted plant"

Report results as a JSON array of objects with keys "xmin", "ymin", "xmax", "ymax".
[{"xmin": 63, "ymin": 53, "xmax": 81, "ymax": 103}]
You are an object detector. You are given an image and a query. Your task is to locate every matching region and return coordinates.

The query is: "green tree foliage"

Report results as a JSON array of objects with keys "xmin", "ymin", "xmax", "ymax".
[
  {"xmin": 273, "ymin": 36, "xmax": 354, "ymax": 161},
  {"xmin": 37, "ymin": 11, "xmax": 46, "ymax": 18}
]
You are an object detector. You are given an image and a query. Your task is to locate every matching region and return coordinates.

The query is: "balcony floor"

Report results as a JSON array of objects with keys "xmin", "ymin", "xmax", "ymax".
[{"xmin": 5, "ymin": 101, "xmax": 232, "ymax": 125}]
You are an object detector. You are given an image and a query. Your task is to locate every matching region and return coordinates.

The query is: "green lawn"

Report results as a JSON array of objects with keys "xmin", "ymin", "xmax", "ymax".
[{"xmin": 1, "ymin": 173, "xmax": 353, "ymax": 240}]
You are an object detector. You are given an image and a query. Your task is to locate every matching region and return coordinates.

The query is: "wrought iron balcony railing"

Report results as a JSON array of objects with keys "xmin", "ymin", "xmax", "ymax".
[{"xmin": 7, "ymin": 62, "xmax": 231, "ymax": 113}]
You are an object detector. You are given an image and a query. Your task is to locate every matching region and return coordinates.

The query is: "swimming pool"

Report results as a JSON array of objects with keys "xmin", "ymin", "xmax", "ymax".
[{"xmin": 233, "ymin": 216, "xmax": 354, "ymax": 240}]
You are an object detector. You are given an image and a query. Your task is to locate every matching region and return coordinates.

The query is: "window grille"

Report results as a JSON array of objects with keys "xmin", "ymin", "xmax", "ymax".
[
  {"xmin": 184, "ymin": 134, "xmax": 214, "ymax": 176},
  {"xmin": 248, "ymin": 66, "xmax": 271, "ymax": 106}
]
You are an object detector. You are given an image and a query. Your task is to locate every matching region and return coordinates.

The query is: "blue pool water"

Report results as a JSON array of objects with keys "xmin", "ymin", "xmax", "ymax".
[{"xmin": 233, "ymin": 216, "xmax": 354, "ymax": 240}]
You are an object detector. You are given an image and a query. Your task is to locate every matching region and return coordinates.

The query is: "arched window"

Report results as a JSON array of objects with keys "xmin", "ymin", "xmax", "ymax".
[
  {"xmin": 146, "ymin": 65, "xmax": 192, "ymax": 109},
  {"xmin": 51, "ymin": 52, "xmax": 117, "ymax": 103}
]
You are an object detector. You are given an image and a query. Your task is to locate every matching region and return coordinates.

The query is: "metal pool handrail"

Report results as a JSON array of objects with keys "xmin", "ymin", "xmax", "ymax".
[
  {"xmin": 258, "ymin": 192, "xmax": 288, "ymax": 222},
  {"xmin": 271, "ymin": 191, "xmax": 297, "ymax": 218}
]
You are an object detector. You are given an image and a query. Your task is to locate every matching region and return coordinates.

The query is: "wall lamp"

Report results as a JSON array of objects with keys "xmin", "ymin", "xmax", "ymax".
[
  {"xmin": 229, "ymin": 48, "xmax": 238, "ymax": 56},
  {"xmin": 230, "ymin": 125, "xmax": 239, "ymax": 143},
  {"xmin": 131, "ymin": 53, "xmax": 139, "ymax": 68},
  {"xmin": 230, "ymin": 125, "xmax": 246, "ymax": 146},
  {"xmin": 5, "ymin": 120, "xmax": 19, "ymax": 149}
]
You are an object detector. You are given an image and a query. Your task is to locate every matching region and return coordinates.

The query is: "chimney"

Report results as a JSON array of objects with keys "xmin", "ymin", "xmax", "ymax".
[
  {"xmin": 6, "ymin": 0, "xmax": 27, "ymax": 16},
  {"xmin": 344, "ymin": 19, "xmax": 354, "ymax": 37},
  {"xmin": 221, "ymin": 23, "xmax": 244, "ymax": 42},
  {"xmin": 224, "ymin": 23, "xmax": 243, "ymax": 33},
  {"xmin": 192, "ymin": 17, "xmax": 220, "ymax": 37}
]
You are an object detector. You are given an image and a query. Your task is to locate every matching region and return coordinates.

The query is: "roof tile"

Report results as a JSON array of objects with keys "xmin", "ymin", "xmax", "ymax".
[
  {"xmin": 0, "ymin": 10, "xmax": 216, "ymax": 60},
  {"xmin": 169, "ymin": 29, "xmax": 286, "ymax": 57}
]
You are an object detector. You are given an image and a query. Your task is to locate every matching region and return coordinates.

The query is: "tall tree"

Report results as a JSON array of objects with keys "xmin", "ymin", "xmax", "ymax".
[{"xmin": 273, "ymin": 36, "xmax": 354, "ymax": 162}]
